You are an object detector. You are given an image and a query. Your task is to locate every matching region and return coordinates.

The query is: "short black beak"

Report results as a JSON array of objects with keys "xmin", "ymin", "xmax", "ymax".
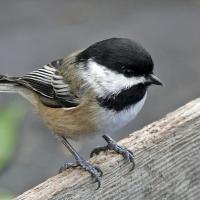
[{"xmin": 148, "ymin": 74, "xmax": 164, "ymax": 86}]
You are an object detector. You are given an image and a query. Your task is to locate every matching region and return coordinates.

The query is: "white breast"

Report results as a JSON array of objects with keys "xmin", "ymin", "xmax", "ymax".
[{"xmin": 99, "ymin": 92, "xmax": 147, "ymax": 134}]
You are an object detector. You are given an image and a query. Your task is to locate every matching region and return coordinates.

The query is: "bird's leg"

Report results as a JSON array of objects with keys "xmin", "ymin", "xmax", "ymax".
[
  {"xmin": 57, "ymin": 136, "xmax": 103, "ymax": 189},
  {"xmin": 90, "ymin": 134, "xmax": 135, "ymax": 170}
]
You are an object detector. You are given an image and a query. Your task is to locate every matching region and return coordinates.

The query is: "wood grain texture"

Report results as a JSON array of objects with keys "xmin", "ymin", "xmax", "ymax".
[{"xmin": 15, "ymin": 98, "xmax": 200, "ymax": 200}]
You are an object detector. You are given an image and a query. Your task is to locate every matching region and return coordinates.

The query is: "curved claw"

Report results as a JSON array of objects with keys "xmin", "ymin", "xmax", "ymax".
[
  {"xmin": 130, "ymin": 160, "xmax": 135, "ymax": 171},
  {"xmin": 59, "ymin": 162, "xmax": 76, "ymax": 173},
  {"xmin": 93, "ymin": 176, "xmax": 101, "ymax": 190},
  {"xmin": 59, "ymin": 160, "xmax": 103, "ymax": 189},
  {"xmin": 91, "ymin": 135, "xmax": 136, "ymax": 171},
  {"xmin": 127, "ymin": 149, "xmax": 134, "ymax": 156},
  {"xmin": 90, "ymin": 146, "xmax": 109, "ymax": 158},
  {"xmin": 94, "ymin": 165, "xmax": 103, "ymax": 177},
  {"xmin": 126, "ymin": 151, "xmax": 135, "ymax": 170},
  {"xmin": 91, "ymin": 168, "xmax": 102, "ymax": 189},
  {"xmin": 117, "ymin": 146, "xmax": 135, "ymax": 170}
]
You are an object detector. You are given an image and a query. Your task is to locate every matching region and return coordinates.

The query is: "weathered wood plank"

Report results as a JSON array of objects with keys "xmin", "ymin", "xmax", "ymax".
[{"xmin": 15, "ymin": 98, "xmax": 200, "ymax": 200}]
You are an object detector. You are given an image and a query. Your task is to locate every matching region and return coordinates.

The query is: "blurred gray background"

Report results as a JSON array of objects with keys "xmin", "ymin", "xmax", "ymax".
[{"xmin": 0, "ymin": 0, "xmax": 200, "ymax": 196}]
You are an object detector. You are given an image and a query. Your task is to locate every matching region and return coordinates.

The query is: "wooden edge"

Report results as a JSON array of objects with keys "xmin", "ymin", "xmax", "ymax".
[{"xmin": 15, "ymin": 98, "xmax": 200, "ymax": 200}]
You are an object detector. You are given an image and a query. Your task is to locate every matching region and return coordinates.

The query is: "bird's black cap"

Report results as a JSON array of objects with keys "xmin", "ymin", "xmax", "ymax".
[{"xmin": 77, "ymin": 38, "xmax": 154, "ymax": 77}]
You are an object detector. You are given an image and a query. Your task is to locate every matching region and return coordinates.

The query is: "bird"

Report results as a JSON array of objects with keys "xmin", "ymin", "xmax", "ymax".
[{"xmin": 0, "ymin": 38, "xmax": 163, "ymax": 189}]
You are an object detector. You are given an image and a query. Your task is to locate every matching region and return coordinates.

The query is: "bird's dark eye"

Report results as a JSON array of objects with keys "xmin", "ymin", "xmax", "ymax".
[{"xmin": 123, "ymin": 69, "xmax": 134, "ymax": 77}]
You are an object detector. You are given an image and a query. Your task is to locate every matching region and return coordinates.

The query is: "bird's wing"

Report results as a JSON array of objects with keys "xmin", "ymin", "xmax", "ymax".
[{"xmin": 17, "ymin": 59, "xmax": 80, "ymax": 108}]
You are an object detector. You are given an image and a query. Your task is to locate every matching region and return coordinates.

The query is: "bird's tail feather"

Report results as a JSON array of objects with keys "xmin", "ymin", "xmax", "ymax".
[
  {"xmin": 0, "ymin": 75, "xmax": 38, "ymax": 106},
  {"xmin": 0, "ymin": 75, "xmax": 19, "ymax": 93}
]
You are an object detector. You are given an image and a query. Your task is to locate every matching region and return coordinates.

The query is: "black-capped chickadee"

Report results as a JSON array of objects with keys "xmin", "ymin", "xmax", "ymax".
[{"xmin": 0, "ymin": 38, "xmax": 163, "ymax": 188}]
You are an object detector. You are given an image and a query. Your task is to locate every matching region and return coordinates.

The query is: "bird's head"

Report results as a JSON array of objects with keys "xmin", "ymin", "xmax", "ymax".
[{"xmin": 76, "ymin": 38, "xmax": 163, "ymax": 96}]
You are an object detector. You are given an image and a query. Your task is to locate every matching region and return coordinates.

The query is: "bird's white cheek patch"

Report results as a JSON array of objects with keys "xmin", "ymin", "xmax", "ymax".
[{"xmin": 80, "ymin": 60, "xmax": 145, "ymax": 96}]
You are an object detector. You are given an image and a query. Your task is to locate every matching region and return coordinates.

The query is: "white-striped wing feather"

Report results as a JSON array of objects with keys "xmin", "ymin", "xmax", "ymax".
[{"xmin": 17, "ymin": 59, "xmax": 79, "ymax": 107}]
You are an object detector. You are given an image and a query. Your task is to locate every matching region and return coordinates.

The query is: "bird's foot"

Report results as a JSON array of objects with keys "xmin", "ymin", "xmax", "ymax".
[
  {"xmin": 90, "ymin": 135, "xmax": 135, "ymax": 170},
  {"xmin": 59, "ymin": 158, "xmax": 103, "ymax": 189}
]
